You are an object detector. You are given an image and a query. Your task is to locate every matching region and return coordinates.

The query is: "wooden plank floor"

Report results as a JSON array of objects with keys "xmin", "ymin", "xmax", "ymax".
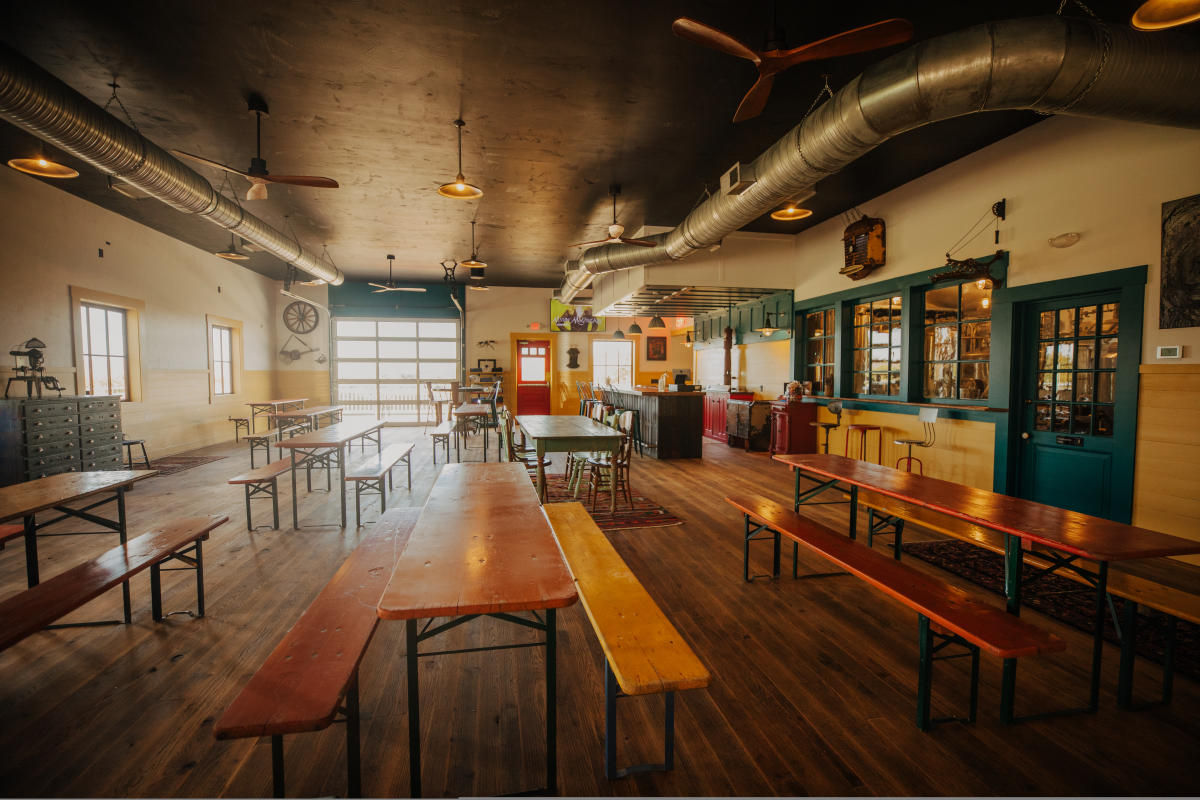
[{"xmin": 0, "ymin": 427, "xmax": 1197, "ymax": 797}]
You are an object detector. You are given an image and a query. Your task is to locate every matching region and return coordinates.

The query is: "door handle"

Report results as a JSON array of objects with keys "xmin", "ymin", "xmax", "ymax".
[{"xmin": 1021, "ymin": 432, "xmax": 1030, "ymax": 439}]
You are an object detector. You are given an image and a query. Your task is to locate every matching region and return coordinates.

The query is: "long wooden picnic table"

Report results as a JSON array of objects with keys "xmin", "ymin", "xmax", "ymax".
[
  {"xmin": 773, "ymin": 452, "xmax": 1200, "ymax": 713},
  {"xmin": 378, "ymin": 462, "xmax": 577, "ymax": 797},
  {"xmin": 516, "ymin": 414, "xmax": 623, "ymax": 509},
  {"xmin": 267, "ymin": 404, "xmax": 345, "ymax": 430},
  {"xmin": 246, "ymin": 398, "xmax": 307, "ymax": 432},
  {"xmin": 274, "ymin": 419, "xmax": 383, "ymax": 529},
  {"xmin": 0, "ymin": 470, "xmax": 157, "ymax": 621}
]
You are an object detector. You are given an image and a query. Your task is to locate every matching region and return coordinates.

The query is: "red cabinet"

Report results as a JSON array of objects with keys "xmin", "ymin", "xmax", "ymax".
[
  {"xmin": 703, "ymin": 391, "xmax": 728, "ymax": 443},
  {"xmin": 769, "ymin": 400, "xmax": 818, "ymax": 455}
]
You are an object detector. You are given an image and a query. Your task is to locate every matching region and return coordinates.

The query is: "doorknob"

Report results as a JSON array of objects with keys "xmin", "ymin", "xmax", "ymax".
[{"xmin": 1021, "ymin": 432, "xmax": 1030, "ymax": 439}]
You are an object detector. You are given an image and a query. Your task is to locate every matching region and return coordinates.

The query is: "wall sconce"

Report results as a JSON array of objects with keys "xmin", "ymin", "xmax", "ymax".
[{"xmin": 1048, "ymin": 232, "xmax": 1082, "ymax": 248}]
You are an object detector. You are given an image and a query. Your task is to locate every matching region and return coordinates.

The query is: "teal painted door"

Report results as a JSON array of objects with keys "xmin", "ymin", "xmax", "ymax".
[{"xmin": 1018, "ymin": 294, "xmax": 1136, "ymax": 522}]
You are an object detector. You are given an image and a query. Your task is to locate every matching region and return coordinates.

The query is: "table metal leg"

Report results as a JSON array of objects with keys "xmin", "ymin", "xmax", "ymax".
[
  {"xmin": 1089, "ymin": 560, "xmax": 1109, "ymax": 712},
  {"xmin": 23, "ymin": 513, "xmax": 38, "ymax": 587},
  {"xmin": 1118, "ymin": 598, "xmax": 1138, "ymax": 709},
  {"xmin": 546, "ymin": 607, "xmax": 558, "ymax": 794},
  {"xmin": 847, "ymin": 485, "xmax": 858, "ymax": 541},
  {"xmin": 339, "ymin": 443, "xmax": 348, "ymax": 529},
  {"xmin": 1004, "ymin": 533, "xmax": 1022, "ymax": 615},
  {"xmin": 290, "ymin": 450, "xmax": 298, "ymax": 529},
  {"xmin": 536, "ymin": 441, "xmax": 547, "ymax": 503},
  {"xmin": 407, "ymin": 618, "xmax": 422, "ymax": 798},
  {"xmin": 118, "ymin": 488, "xmax": 131, "ymax": 623}
]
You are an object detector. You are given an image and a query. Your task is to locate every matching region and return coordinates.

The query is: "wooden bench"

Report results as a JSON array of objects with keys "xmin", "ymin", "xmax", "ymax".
[
  {"xmin": 229, "ymin": 416, "xmax": 250, "ymax": 442},
  {"xmin": 0, "ymin": 515, "xmax": 226, "ymax": 651},
  {"xmin": 726, "ymin": 493, "xmax": 1065, "ymax": 729},
  {"xmin": 0, "ymin": 522, "xmax": 23, "ymax": 550},
  {"xmin": 430, "ymin": 420, "xmax": 454, "ymax": 464},
  {"xmin": 228, "ymin": 459, "xmax": 292, "ymax": 530},
  {"xmin": 344, "ymin": 443, "xmax": 415, "ymax": 526},
  {"xmin": 213, "ymin": 508, "xmax": 420, "ymax": 798},
  {"xmin": 850, "ymin": 488, "xmax": 1200, "ymax": 707},
  {"xmin": 545, "ymin": 502, "xmax": 710, "ymax": 778},
  {"xmin": 245, "ymin": 428, "xmax": 281, "ymax": 469}
]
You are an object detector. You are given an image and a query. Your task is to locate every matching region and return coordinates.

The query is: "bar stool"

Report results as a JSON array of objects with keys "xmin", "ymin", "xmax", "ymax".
[
  {"xmin": 123, "ymin": 438, "xmax": 150, "ymax": 469},
  {"xmin": 895, "ymin": 407, "xmax": 938, "ymax": 474},
  {"xmin": 845, "ymin": 423, "xmax": 882, "ymax": 464},
  {"xmin": 810, "ymin": 399, "xmax": 843, "ymax": 454}
]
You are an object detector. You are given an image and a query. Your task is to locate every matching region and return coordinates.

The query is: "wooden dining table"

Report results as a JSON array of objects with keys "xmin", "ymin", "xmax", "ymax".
[
  {"xmin": 515, "ymin": 414, "xmax": 624, "ymax": 509},
  {"xmin": 0, "ymin": 470, "xmax": 157, "ymax": 621},
  {"xmin": 451, "ymin": 402, "xmax": 492, "ymax": 462},
  {"xmin": 246, "ymin": 398, "xmax": 307, "ymax": 432},
  {"xmin": 378, "ymin": 462, "xmax": 577, "ymax": 797},
  {"xmin": 274, "ymin": 419, "xmax": 383, "ymax": 529},
  {"xmin": 773, "ymin": 452, "xmax": 1200, "ymax": 714},
  {"xmin": 267, "ymin": 404, "xmax": 345, "ymax": 431}
]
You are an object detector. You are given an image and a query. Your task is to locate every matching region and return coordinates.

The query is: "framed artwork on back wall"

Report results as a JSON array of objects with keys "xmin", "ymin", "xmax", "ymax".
[{"xmin": 646, "ymin": 336, "xmax": 666, "ymax": 361}]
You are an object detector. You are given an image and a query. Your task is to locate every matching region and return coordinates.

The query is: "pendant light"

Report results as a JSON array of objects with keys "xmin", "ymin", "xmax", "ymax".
[
  {"xmin": 613, "ymin": 320, "xmax": 625, "ymax": 340},
  {"xmin": 755, "ymin": 312, "xmax": 781, "ymax": 335},
  {"xmin": 648, "ymin": 315, "xmax": 667, "ymax": 329},
  {"xmin": 467, "ymin": 280, "xmax": 490, "ymax": 291},
  {"xmin": 437, "ymin": 119, "xmax": 483, "ymax": 199},
  {"xmin": 684, "ymin": 331, "xmax": 693, "ymax": 348},
  {"xmin": 463, "ymin": 219, "xmax": 487, "ymax": 290},
  {"xmin": 627, "ymin": 319, "xmax": 643, "ymax": 335},
  {"xmin": 770, "ymin": 203, "xmax": 813, "ymax": 221},
  {"xmin": 214, "ymin": 233, "xmax": 249, "ymax": 260},
  {"xmin": 8, "ymin": 144, "xmax": 78, "ymax": 179},
  {"xmin": 1131, "ymin": 0, "xmax": 1200, "ymax": 29}
]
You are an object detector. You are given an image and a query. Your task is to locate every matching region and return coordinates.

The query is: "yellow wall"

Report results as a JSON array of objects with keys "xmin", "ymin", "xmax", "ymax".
[
  {"xmin": 694, "ymin": 339, "xmax": 791, "ymax": 399},
  {"xmin": 1133, "ymin": 364, "xmax": 1200, "ymax": 563},
  {"xmin": 275, "ymin": 369, "xmax": 331, "ymax": 406},
  {"xmin": 120, "ymin": 369, "xmax": 272, "ymax": 456}
]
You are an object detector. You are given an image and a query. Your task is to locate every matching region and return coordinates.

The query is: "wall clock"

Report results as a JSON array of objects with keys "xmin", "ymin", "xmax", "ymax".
[{"xmin": 283, "ymin": 300, "xmax": 319, "ymax": 334}]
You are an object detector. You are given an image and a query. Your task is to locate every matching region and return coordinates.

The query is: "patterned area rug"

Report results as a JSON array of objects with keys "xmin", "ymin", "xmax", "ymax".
[
  {"xmin": 542, "ymin": 474, "xmax": 683, "ymax": 531},
  {"xmin": 903, "ymin": 540, "xmax": 1198, "ymax": 681},
  {"xmin": 146, "ymin": 456, "xmax": 226, "ymax": 476}
]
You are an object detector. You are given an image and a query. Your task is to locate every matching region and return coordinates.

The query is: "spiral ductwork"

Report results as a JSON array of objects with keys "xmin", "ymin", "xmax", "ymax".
[
  {"xmin": 0, "ymin": 43, "xmax": 343, "ymax": 285},
  {"xmin": 560, "ymin": 16, "xmax": 1200, "ymax": 302}
]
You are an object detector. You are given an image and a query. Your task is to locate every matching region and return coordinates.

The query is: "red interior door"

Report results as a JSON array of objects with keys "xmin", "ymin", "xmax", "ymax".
[{"xmin": 516, "ymin": 339, "xmax": 551, "ymax": 415}]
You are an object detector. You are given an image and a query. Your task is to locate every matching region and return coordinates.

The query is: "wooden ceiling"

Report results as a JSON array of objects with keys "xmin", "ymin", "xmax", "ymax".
[{"xmin": 0, "ymin": 0, "xmax": 1142, "ymax": 287}]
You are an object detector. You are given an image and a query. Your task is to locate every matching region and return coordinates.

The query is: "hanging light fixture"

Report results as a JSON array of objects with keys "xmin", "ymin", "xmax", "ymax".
[
  {"xmin": 437, "ymin": 119, "xmax": 483, "ymax": 199},
  {"xmin": 214, "ymin": 233, "xmax": 249, "ymax": 260},
  {"xmin": 613, "ymin": 320, "xmax": 626, "ymax": 339},
  {"xmin": 770, "ymin": 204, "xmax": 813, "ymax": 221},
  {"xmin": 8, "ymin": 144, "xmax": 78, "ymax": 179},
  {"xmin": 1132, "ymin": 0, "xmax": 1200, "ymax": 29},
  {"xmin": 627, "ymin": 319, "xmax": 643, "ymax": 335},
  {"xmin": 756, "ymin": 311, "xmax": 781, "ymax": 335},
  {"xmin": 462, "ymin": 220, "xmax": 487, "ymax": 269},
  {"xmin": 684, "ymin": 331, "xmax": 693, "ymax": 348},
  {"xmin": 467, "ymin": 279, "xmax": 490, "ymax": 292},
  {"xmin": 648, "ymin": 315, "xmax": 667, "ymax": 329}
]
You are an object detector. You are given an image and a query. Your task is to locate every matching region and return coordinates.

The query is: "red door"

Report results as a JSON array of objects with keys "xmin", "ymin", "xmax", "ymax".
[{"xmin": 516, "ymin": 339, "xmax": 551, "ymax": 415}]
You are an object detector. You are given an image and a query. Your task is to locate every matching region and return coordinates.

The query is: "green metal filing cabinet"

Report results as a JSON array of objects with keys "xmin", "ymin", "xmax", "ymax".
[{"xmin": 0, "ymin": 395, "xmax": 124, "ymax": 487}]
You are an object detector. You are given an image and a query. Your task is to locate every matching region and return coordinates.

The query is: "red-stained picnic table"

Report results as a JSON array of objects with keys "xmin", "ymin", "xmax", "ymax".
[
  {"xmin": 377, "ymin": 462, "xmax": 577, "ymax": 797},
  {"xmin": 773, "ymin": 452, "xmax": 1200, "ymax": 713}
]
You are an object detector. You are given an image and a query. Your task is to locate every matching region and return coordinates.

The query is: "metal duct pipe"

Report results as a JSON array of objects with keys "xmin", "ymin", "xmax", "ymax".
[
  {"xmin": 560, "ymin": 16, "xmax": 1200, "ymax": 302},
  {"xmin": 0, "ymin": 44, "xmax": 344, "ymax": 285}
]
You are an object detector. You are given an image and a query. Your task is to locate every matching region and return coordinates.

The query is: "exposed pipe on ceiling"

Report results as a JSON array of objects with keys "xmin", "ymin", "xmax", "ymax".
[
  {"xmin": 0, "ymin": 44, "xmax": 344, "ymax": 285},
  {"xmin": 560, "ymin": 15, "xmax": 1200, "ymax": 303}
]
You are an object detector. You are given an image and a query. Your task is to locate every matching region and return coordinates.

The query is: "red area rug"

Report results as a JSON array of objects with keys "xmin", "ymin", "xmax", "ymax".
[
  {"xmin": 146, "ymin": 456, "xmax": 226, "ymax": 476},
  {"xmin": 542, "ymin": 474, "xmax": 683, "ymax": 531}
]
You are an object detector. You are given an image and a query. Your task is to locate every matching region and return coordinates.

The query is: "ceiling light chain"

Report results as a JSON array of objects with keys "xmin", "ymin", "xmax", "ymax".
[
  {"xmin": 102, "ymin": 78, "xmax": 141, "ymax": 134},
  {"xmin": 1056, "ymin": 0, "xmax": 1098, "ymax": 19}
]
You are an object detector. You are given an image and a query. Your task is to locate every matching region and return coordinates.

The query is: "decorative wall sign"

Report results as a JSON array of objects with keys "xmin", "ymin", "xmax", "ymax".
[
  {"xmin": 551, "ymin": 298, "xmax": 605, "ymax": 332},
  {"xmin": 477, "ymin": 358, "xmax": 497, "ymax": 372},
  {"xmin": 566, "ymin": 346, "xmax": 580, "ymax": 369},
  {"xmin": 842, "ymin": 215, "xmax": 885, "ymax": 281},
  {"xmin": 1160, "ymin": 192, "xmax": 1200, "ymax": 329},
  {"xmin": 646, "ymin": 336, "xmax": 667, "ymax": 361}
]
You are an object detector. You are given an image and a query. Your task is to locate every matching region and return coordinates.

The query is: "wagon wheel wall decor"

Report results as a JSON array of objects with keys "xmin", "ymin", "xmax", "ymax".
[{"xmin": 283, "ymin": 300, "xmax": 319, "ymax": 334}]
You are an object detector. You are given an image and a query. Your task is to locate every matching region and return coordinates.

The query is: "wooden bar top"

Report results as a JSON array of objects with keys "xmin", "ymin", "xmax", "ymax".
[
  {"xmin": 378, "ymin": 463, "xmax": 577, "ymax": 620},
  {"xmin": 274, "ymin": 419, "xmax": 382, "ymax": 448},
  {"xmin": 515, "ymin": 415, "xmax": 623, "ymax": 440},
  {"xmin": 774, "ymin": 453, "xmax": 1200, "ymax": 562},
  {"xmin": 0, "ymin": 470, "xmax": 157, "ymax": 523}
]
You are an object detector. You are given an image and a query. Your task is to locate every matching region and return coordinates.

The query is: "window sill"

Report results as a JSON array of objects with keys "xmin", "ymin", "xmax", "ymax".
[{"xmin": 803, "ymin": 396, "xmax": 1006, "ymax": 414}]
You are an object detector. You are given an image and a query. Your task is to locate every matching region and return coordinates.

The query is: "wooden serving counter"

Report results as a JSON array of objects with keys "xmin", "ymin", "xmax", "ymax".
[{"xmin": 605, "ymin": 387, "xmax": 703, "ymax": 459}]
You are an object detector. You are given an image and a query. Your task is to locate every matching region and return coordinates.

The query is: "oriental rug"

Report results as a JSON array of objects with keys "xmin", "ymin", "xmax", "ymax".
[
  {"xmin": 146, "ymin": 455, "xmax": 226, "ymax": 477},
  {"xmin": 542, "ymin": 474, "xmax": 683, "ymax": 532},
  {"xmin": 902, "ymin": 539, "xmax": 1198, "ymax": 681}
]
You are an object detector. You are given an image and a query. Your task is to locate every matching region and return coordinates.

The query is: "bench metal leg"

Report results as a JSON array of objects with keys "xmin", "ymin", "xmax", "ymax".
[
  {"xmin": 604, "ymin": 658, "xmax": 675, "ymax": 779},
  {"xmin": 151, "ymin": 561, "xmax": 162, "ymax": 622},
  {"xmin": 244, "ymin": 485, "xmax": 253, "ymax": 531},
  {"xmin": 118, "ymin": 489, "xmax": 132, "ymax": 624},
  {"xmin": 150, "ymin": 539, "xmax": 205, "ymax": 621},
  {"xmin": 407, "ymin": 453, "xmax": 412, "ymax": 489},
  {"xmin": 271, "ymin": 478, "xmax": 279, "ymax": 529},
  {"xmin": 917, "ymin": 614, "xmax": 979, "ymax": 731},
  {"xmin": 271, "ymin": 734, "xmax": 285, "ymax": 798},
  {"xmin": 345, "ymin": 673, "xmax": 362, "ymax": 798},
  {"xmin": 406, "ymin": 618, "xmax": 422, "ymax": 798}
]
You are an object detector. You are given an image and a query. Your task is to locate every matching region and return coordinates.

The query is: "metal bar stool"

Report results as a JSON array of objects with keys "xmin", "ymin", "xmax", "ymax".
[
  {"xmin": 844, "ymin": 423, "xmax": 882, "ymax": 464},
  {"xmin": 895, "ymin": 407, "xmax": 938, "ymax": 474},
  {"xmin": 810, "ymin": 400, "xmax": 843, "ymax": 454},
  {"xmin": 123, "ymin": 438, "xmax": 150, "ymax": 469}
]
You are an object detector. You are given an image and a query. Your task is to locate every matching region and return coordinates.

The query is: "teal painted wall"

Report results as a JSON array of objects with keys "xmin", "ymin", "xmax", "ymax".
[{"xmin": 329, "ymin": 281, "xmax": 463, "ymax": 319}]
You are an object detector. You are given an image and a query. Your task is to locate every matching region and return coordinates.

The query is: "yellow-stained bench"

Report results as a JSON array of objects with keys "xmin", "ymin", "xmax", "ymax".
[{"xmin": 545, "ymin": 502, "xmax": 710, "ymax": 779}]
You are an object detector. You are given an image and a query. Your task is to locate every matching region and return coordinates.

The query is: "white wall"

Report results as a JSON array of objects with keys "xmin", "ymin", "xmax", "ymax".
[{"xmin": 464, "ymin": 286, "xmax": 552, "ymax": 372}]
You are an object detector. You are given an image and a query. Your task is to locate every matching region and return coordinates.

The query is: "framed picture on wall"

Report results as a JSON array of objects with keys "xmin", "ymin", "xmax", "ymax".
[
  {"xmin": 646, "ymin": 336, "xmax": 666, "ymax": 361},
  {"xmin": 477, "ymin": 358, "xmax": 497, "ymax": 372}
]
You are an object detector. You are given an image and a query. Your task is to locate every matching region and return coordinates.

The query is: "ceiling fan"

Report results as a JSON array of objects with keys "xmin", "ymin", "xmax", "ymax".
[
  {"xmin": 672, "ymin": 7, "xmax": 913, "ymax": 122},
  {"xmin": 369, "ymin": 255, "xmax": 427, "ymax": 293},
  {"xmin": 571, "ymin": 185, "xmax": 657, "ymax": 249},
  {"xmin": 171, "ymin": 93, "xmax": 339, "ymax": 200}
]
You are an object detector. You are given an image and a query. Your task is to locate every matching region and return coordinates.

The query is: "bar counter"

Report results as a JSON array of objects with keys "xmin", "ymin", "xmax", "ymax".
[{"xmin": 604, "ymin": 386, "xmax": 703, "ymax": 459}]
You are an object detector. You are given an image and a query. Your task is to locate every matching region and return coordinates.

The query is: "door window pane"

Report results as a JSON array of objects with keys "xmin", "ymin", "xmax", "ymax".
[
  {"xmin": 1031, "ymin": 300, "xmax": 1118, "ymax": 443},
  {"xmin": 338, "ymin": 340, "xmax": 377, "ymax": 359},
  {"xmin": 379, "ymin": 340, "xmax": 417, "ymax": 358},
  {"xmin": 378, "ymin": 321, "xmax": 417, "ymax": 337},
  {"xmin": 338, "ymin": 362, "xmax": 377, "ymax": 380},
  {"xmin": 419, "ymin": 321, "xmax": 457, "ymax": 338},
  {"xmin": 336, "ymin": 320, "xmax": 376, "ymax": 337},
  {"xmin": 419, "ymin": 340, "xmax": 457, "ymax": 359}
]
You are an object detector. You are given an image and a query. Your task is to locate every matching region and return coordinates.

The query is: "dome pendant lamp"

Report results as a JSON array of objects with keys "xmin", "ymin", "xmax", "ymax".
[
  {"xmin": 215, "ymin": 233, "xmax": 249, "ymax": 260},
  {"xmin": 627, "ymin": 320, "xmax": 643, "ymax": 335},
  {"xmin": 8, "ymin": 141, "xmax": 79, "ymax": 179},
  {"xmin": 462, "ymin": 220, "xmax": 487, "ymax": 270},
  {"xmin": 648, "ymin": 315, "xmax": 666, "ymax": 329},
  {"xmin": 437, "ymin": 119, "xmax": 483, "ymax": 199},
  {"xmin": 613, "ymin": 321, "xmax": 626, "ymax": 340},
  {"xmin": 1132, "ymin": 0, "xmax": 1200, "ymax": 29}
]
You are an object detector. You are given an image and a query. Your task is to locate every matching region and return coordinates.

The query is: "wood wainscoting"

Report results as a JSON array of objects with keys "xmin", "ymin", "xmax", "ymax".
[
  {"xmin": 275, "ymin": 369, "xmax": 331, "ymax": 407},
  {"xmin": 121, "ymin": 369, "xmax": 272, "ymax": 456},
  {"xmin": 1133, "ymin": 363, "xmax": 1200, "ymax": 562}
]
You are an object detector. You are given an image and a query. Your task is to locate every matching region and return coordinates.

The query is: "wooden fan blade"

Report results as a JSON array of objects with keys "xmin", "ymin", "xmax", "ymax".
[
  {"xmin": 618, "ymin": 237, "xmax": 659, "ymax": 248},
  {"xmin": 776, "ymin": 18, "xmax": 914, "ymax": 70},
  {"xmin": 733, "ymin": 73, "xmax": 776, "ymax": 122},
  {"xmin": 570, "ymin": 239, "xmax": 612, "ymax": 248},
  {"xmin": 171, "ymin": 149, "xmax": 248, "ymax": 177},
  {"xmin": 672, "ymin": 18, "xmax": 761, "ymax": 64},
  {"xmin": 261, "ymin": 175, "xmax": 340, "ymax": 188}
]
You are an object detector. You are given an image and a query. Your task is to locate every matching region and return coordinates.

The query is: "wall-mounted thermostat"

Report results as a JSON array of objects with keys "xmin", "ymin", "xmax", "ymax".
[{"xmin": 1157, "ymin": 345, "xmax": 1182, "ymax": 359}]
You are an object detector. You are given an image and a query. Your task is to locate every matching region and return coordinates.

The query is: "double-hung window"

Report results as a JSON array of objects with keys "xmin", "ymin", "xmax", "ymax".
[
  {"xmin": 802, "ymin": 308, "xmax": 836, "ymax": 396},
  {"xmin": 592, "ymin": 340, "xmax": 633, "ymax": 387},
  {"xmin": 923, "ymin": 281, "xmax": 992, "ymax": 400},
  {"xmin": 80, "ymin": 302, "xmax": 130, "ymax": 400},
  {"xmin": 851, "ymin": 295, "xmax": 902, "ymax": 397},
  {"xmin": 211, "ymin": 325, "xmax": 234, "ymax": 395}
]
